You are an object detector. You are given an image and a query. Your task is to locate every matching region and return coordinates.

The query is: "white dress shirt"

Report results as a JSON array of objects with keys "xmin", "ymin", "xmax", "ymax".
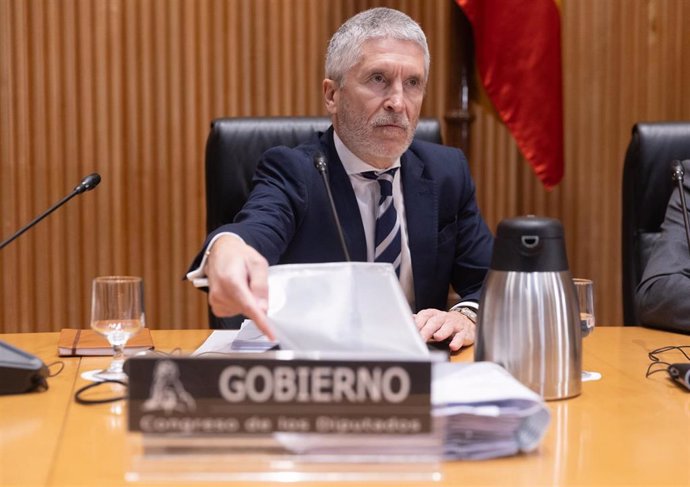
[{"xmin": 332, "ymin": 132, "xmax": 415, "ymax": 308}]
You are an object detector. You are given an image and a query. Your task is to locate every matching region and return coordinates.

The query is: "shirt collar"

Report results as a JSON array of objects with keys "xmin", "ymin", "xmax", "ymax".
[{"xmin": 333, "ymin": 130, "xmax": 401, "ymax": 176}]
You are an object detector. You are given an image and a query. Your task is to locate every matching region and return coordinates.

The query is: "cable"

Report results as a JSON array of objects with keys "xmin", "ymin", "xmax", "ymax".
[
  {"xmin": 74, "ymin": 379, "xmax": 128, "ymax": 405},
  {"xmin": 72, "ymin": 348, "xmax": 184, "ymax": 405},
  {"xmin": 46, "ymin": 360, "xmax": 65, "ymax": 377},
  {"xmin": 645, "ymin": 345, "xmax": 690, "ymax": 379}
]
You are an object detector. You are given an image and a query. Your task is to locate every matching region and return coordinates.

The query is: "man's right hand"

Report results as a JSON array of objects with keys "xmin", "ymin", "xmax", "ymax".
[{"xmin": 205, "ymin": 235, "xmax": 274, "ymax": 340}]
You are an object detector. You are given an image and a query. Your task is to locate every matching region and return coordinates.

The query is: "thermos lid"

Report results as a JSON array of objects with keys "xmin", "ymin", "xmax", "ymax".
[{"xmin": 491, "ymin": 216, "xmax": 570, "ymax": 272}]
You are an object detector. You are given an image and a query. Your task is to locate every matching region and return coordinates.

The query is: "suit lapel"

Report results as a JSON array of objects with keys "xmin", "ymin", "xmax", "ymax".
[
  {"xmin": 401, "ymin": 151, "xmax": 437, "ymax": 306},
  {"xmin": 321, "ymin": 129, "xmax": 368, "ymax": 261}
]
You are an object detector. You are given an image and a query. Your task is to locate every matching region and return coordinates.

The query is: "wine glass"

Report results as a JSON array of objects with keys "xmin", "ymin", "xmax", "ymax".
[
  {"xmin": 90, "ymin": 276, "xmax": 145, "ymax": 381},
  {"xmin": 573, "ymin": 278, "xmax": 600, "ymax": 381}
]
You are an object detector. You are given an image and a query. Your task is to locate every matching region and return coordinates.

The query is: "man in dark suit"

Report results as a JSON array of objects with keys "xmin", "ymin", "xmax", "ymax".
[
  {"xmin": 188, "ymin": 7, "xmax": 494, "ymax": 350},
  {"xmin": 636, "ymin": 159, "xmax": 690, "ymax": 333}
]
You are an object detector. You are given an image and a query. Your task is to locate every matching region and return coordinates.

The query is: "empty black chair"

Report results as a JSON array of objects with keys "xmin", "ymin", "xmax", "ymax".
[
  {"xmin": 204, "ymin": 116, "xmax": 443, "ymax": 328},
  {"xmin": 621, "ymin": 121, "xmax": 690, "ymax": 325}
]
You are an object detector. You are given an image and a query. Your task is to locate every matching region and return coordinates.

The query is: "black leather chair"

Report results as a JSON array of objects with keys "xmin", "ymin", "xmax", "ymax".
[
  {"xmin": 204, "ymin": 116, "xmax": 443, "ymax": 328},
  {"xmin": 621, "ymin": 122, "xmax": 690, "ymax": 325}
]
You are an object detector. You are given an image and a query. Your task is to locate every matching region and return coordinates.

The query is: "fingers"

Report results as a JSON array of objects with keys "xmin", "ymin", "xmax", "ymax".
[
  {"xmin": 448, "ymin": 328, "xmax": 468, "ymax": 352},
  {"xmin": 205, "ymin": 235, "xmax": 275, "ymax": 340},
  {"xmin": 414, "ymin": 309, "xmax": 439, "ymax": 334},
  {"xmin": 246, "ymin": 254, "xmax": 269, "ymax": 313},
  {"xmin": 415, "ymin": 309, "xmax": 447, "ymax": 341},
  {"xmin": 447, "ymin": 318, "xmax": 476, "ymax": 351},
  {"xmin": 415, "ymin": 308, "xmax": 476, "ymax": 351}
]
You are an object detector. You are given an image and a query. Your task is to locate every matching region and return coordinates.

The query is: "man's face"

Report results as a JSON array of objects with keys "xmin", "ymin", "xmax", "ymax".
[{"xmin": 324, "ymin": 38, "xmax": 426, "ymax": 169}]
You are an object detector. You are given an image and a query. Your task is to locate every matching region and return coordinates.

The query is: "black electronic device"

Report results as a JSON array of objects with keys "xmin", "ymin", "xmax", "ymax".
[
  {"xmin": 0, "ymin": 340, "xmax": 49, "ymax": 395},
  {"xmin": 668, "ymin": 363, "xmax": 690, "ymax": 391}
]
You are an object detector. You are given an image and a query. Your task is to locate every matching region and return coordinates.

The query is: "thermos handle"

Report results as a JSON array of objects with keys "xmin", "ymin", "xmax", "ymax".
[{"xmin": 521, "ymin": 235, "xmax": 540, "ymax": 248}]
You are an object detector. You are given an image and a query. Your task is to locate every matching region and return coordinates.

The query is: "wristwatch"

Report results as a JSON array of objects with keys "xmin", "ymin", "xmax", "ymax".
[{"xmin": 453, "ymin": 306, "xmax": 478, "ymax": 324}]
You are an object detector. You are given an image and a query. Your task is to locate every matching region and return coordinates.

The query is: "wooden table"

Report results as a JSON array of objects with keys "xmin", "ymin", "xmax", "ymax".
[{"xmin": 1, "ymin": 327, "xmax": 689, "ymax": 486}]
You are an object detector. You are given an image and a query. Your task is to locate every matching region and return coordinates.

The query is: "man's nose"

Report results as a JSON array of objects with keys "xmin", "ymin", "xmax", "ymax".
[{"xmin": 384, "ymin": 80, "xmax": 404, "ymax": 112}]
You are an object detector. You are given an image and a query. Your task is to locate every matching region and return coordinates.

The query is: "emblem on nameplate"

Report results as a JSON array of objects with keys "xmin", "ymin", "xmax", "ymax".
[{"xmin": 142, "ymin": 360, "xmax": 196, "ymax": 414}]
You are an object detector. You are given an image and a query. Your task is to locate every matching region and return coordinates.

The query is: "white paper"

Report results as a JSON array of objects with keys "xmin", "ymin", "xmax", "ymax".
[
  {"xmin": 266, "ymin": 262, "xmax": 429, "ymax": 357},
  {"xmin": 191, "ymin": 330, "xmax": 239, "ymax": 356},
  {"xmin": 431, "ymin": 362, "xmax": 543, "ymax": 405},
  {"xmin": 431, "ymin": 362, "xmax": 551, "ymax": 459},
  {"xmin": 230, "ymin": 320, "xmax": 278, "ymax": 351}
]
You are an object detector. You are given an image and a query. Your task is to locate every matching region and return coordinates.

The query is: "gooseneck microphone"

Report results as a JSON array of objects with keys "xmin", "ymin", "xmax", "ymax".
[
  {"xmin": 0, "ymin": 173, "xmax": 102, "ymax": 250},
  {"xmin": 313, "ymin": 152, "xmax": 351, "ymax": 261},
  {"xmin": 671, "ymin": 160, "xmax": 690, "ymax": 258},
  {"xmin": 667, "ymin": 161, "xmax": 690, "ymax": 391}
]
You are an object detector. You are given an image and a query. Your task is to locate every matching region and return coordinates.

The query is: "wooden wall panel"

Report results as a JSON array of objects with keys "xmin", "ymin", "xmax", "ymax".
[
  {"xmin": 560, "ymin": 0, "xmax": 690, "ymax": 326},
  {"xmin": 2, "ymin": 0, "xmax": 690, "ymax": 333}
]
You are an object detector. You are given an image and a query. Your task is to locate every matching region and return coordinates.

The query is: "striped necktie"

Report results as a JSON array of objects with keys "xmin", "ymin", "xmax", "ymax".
[{"xmin": 361, "ymin": 168, "xmax": 402, "ymax": 276}]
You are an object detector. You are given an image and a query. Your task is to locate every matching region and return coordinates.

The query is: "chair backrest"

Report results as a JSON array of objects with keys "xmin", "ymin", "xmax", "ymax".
[
  {"xmin": 204, "ymin": 116, "xmax": 443, "ymax": 328},
  {"xmin": 206, "ymin": 116, "xmax": 442, "ymax": 234},
  {"xmin": 621, "ymin": 121, "xmax": 690, "ymax": 325}
]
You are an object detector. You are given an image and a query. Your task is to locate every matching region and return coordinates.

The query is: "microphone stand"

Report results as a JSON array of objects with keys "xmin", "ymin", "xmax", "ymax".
[
  {"xmin": 0, "ymin": 173, "xmax": 101, "ymax": 250},
  {"xmin": 671, "ymin": 160, "xmax": 690, "ymax": 258},
  {"xmin": 313, "ymin": 152, "xmax": 351, "ymax": 261}
]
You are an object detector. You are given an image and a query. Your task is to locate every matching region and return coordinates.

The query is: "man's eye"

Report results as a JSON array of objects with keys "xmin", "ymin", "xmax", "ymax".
[
  {"xmin": 407, "ymin": 78, "xmax": 421, "ymax": 88},
  {"xmin": 372, "ymin": 74, "xmax": 386, "ymax": 83}
]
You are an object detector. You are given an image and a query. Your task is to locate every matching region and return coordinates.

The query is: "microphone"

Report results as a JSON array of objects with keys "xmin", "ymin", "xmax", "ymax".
[
  {"xmin": 668, "ymin": 363, "xmax": 690, "ymax": 391},
  {"xmin": 313, "ymin": 152, "xmax": 350, "ymax": 261},
  {"xmin": 73, "ymin": 172, "xmax": 102, "ymax": 194},
  {"xmin": 0, "ymin": 173, "xmax": 102, "ymax": 250},
  {"xmin": 671, "ymin": 160, "xmax": 690, "ymax": 258}
]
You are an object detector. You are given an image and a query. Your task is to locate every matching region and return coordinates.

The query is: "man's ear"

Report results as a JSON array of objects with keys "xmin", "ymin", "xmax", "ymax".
[{"xmin": 323, "ymin": 78, "xmax": 338, "ymax": 114}]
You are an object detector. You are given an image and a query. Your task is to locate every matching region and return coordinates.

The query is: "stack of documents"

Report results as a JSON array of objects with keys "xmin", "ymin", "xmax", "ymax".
[
  {"xmin": 266, "ymin": 361, "xmax": 550, "ymax": 461},
  {"xmin": 432, "ymin": 361, "xmax": 551, "ymax": 460}
]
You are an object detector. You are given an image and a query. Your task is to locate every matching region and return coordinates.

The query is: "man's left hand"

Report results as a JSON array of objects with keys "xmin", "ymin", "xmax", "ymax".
[{"xmin": 414, "ymin": 308, "xmax": 476, "ymax": 352}]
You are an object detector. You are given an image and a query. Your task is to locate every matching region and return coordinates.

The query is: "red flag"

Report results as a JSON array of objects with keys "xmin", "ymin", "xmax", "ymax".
[{"xmin": 456, "ymin": 0, "xmax": 564, "ymax": 189}]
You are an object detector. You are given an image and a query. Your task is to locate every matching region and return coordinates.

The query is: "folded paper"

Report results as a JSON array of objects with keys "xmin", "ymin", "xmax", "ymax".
[{"xmin": 266, "ymin": 262, "xmax": 428, "ymax": 357}]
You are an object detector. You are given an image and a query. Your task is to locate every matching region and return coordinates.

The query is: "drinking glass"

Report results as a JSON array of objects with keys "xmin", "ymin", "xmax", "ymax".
[
  {"xmin": 90, "ymin": 276, "xmax": 145, "ymax": 381},
  {"xmin": 573, "ymin": 278, "xmax": 595, "ymax": 337},
  {"xmin": 574, "ymin": 278, "xmax": 601, "ymax": 381}
]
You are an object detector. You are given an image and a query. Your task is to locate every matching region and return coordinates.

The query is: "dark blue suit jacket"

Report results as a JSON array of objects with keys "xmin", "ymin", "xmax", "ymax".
[{"xmin": 191, "ymin": 127, "xmax": 494, "ymax": 312}]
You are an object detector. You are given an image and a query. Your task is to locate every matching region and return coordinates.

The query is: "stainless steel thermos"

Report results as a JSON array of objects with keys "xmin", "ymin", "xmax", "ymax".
[{"xmin": 475, "ymin": 216, "xmax": 582, "ymax": 400}]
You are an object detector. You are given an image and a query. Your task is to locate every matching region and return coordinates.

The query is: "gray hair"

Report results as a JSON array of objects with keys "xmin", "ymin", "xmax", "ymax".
[{"xmin": 325, "ymin": 7, "xmax": 430, "ymax": 86}]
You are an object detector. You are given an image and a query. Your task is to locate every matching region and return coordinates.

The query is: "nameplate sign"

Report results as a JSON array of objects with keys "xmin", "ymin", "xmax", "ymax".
[{"xmin": 127, "ymin": 355, "xmax": 431, "ymax": 435}]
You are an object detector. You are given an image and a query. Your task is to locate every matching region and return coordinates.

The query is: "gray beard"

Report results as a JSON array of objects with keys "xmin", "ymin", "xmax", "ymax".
[{"xmin": 336, "ymin": 106, "xmax": 416, "ymax": 164}]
